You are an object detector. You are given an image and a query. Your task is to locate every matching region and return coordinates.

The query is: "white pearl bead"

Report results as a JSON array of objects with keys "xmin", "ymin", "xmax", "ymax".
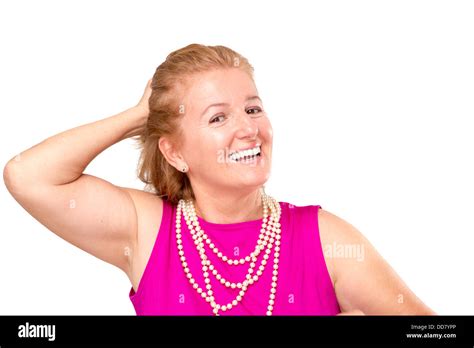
[{"xmin": 177, "ymin": 192, "xmax": 281, "ymax": 315}]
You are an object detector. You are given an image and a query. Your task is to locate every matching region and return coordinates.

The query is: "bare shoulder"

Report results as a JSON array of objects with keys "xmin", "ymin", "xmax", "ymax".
[
  {"xmin": 118, "ymin": 187, "xmax": 164, "ymax": 290},
  {"xmin": 317, "ymin": 207, "xmax": 382, "ymax": 290},
  {"xmin": 316, "ymin": 208, "xmax": 363, "ymax": 287},
  {"xmin": 317, "ymin": 207, "xmax": 436, "ymax": 314},
  {"xmin": 120, "ymin": 187, "xmax": 164, "ymax": 245},
  {"xmin": 318, "ymin": 208, "xmax": 364, "ymax": 243},
  {"xmin": 120, "ymin": 187, "xmax": 163, "ymax": 216}
]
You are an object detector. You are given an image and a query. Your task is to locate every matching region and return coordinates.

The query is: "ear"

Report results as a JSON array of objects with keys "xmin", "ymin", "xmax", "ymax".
[{"xmin": 158, "ymin": 136, "xmax": 185, "ymax": 170}]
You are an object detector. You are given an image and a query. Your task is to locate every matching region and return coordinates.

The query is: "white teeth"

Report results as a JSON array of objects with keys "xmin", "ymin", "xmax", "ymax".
[{"xmin": 229, "ymin": 145, "xmax": 261, "ymax": 161}]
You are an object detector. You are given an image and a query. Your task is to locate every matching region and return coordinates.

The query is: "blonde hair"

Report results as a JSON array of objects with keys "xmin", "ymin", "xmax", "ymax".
[{"xmin": 135, "ymin": 43, "xmax": 255, "ymax": 205}]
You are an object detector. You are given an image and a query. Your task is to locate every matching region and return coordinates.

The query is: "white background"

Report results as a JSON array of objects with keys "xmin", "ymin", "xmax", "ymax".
[{"xmin": 1, "ymin": 0, "xmax": 473, "ymax": 315}]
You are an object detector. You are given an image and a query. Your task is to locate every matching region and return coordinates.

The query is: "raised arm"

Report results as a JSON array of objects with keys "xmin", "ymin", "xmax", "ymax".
[{"xmin": 3, "ymin": 79, "xmax": 153, "ymax": 276}]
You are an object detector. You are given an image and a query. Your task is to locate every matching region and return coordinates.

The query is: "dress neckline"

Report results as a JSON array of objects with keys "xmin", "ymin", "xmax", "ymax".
[{"xmin": 191, "ymin": 201, "xmax": 283, "ymax": 231}]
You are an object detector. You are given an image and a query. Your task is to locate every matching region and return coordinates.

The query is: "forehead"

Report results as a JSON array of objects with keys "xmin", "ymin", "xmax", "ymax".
[{"xmin": 183, "ymin": 68, "xmax": 257, "ymax": 110}]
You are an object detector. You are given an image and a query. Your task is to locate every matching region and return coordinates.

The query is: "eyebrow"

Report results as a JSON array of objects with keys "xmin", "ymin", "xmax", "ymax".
[{"xmin": 200, "ymin": 95, "xmax": 262, "ymax": 117}]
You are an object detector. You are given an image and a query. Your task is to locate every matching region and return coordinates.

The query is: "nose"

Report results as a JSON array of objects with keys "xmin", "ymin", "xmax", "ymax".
[{"xmin": 232, "ymin": 109, "xmax": 259, "ymax": 139}]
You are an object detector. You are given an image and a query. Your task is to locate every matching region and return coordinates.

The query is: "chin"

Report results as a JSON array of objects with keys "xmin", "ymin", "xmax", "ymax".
[{"xmin": 233, "ymin": 173, "xmax": 270, "ymax": 188}]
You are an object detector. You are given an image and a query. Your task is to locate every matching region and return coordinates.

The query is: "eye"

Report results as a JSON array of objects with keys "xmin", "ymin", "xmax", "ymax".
[
  {"xmin": 210, "ymin": 114, "xmax": 226, "ymax": 124},
  {"xmin": 247, "ymin": 107, "xmax": 262, "ymax": 115}
]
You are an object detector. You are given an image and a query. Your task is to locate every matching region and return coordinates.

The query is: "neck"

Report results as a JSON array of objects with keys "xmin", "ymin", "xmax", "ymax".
[{"xmin": 190, "ymin": 186, "xmax": 264, "ymax": 224}]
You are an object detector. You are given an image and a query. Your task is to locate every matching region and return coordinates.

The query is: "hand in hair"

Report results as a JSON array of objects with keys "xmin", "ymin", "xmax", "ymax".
[{"xmin": 135, "ymin": 78, "xmax": 153, "ymax": 117}]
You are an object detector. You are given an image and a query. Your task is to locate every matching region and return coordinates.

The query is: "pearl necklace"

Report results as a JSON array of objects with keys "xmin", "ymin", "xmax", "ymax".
[{"xmin": 175, "ymin": 188, "xmax": 282, "ymax": 316}]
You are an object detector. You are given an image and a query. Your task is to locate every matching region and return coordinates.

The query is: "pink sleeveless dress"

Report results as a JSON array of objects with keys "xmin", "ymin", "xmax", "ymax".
[{"xmin": 129, "ymin": 199, "xmax": 341, "ymax": 315}]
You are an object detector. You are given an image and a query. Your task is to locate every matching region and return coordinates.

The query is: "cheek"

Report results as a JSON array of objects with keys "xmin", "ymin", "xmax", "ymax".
[
  {"xmin": 209, "ymin": 132, "xmax": 234, "ymax": 153},
  {"xmin": 260, "ymin": 119, "xmax": 273, "ymax": 140},
  {"xmin": 195, "ymin": 133, "xmax": 231, "ymax": 164}
]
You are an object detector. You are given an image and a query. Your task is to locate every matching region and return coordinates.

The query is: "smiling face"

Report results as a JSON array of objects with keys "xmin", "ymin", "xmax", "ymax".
[{"xmin": 163, "ymin": 67, "xmax": 273, "ymax": 196}]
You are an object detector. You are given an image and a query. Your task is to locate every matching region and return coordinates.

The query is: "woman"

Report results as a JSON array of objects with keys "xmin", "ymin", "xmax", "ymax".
[{"xmin": 3, "ymin": 43, "xmax": 435, "ymax": 316}]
